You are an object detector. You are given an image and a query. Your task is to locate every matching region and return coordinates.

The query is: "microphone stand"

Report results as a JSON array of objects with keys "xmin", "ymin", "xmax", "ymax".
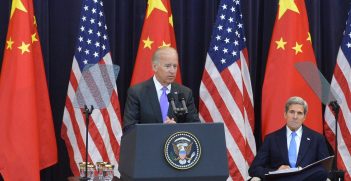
[
  {"xmin": 80, "ymin": 105, "xmax": 94, "ymax": 181},
  {"xmin": 168, "ymin": 92, "xmax": 188, "ymax": 121},
  {"xmin": 329, "ymin": 101, "xmax": 344, "ymax": 181},
  {"xmin": 178, "ymin": 92, "xmax": 188, "ymax": 115},
  {"xmin": 174, "ymin": 93, "xmax": 188, "ymax": 122}
]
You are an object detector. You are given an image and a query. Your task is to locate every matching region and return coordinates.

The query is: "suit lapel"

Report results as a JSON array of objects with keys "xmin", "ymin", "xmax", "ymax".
[
  {"xmin": 146, "ymin": 79, "xmax": 163, "ymax": 123},
  {"xmin": 296, "ymin": 126, "xmax": 311, "ymax": 166}
]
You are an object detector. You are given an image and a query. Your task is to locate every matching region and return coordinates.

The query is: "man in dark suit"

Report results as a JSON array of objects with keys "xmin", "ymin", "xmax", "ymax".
[
  {"xmin": 249, "ymin": 96, "xmax": 330, "ymax": 181},
  {"xmin": 123, "ymin": 47, "xmax": 199, "ymax": 132}
]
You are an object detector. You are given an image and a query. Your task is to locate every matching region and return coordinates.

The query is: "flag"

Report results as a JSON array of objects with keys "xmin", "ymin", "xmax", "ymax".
[
  {"xmin": 61, "ymin": 0, "xmax": 123, "ymax": 177},
  {"xmin": 261, "ymin": 0, "xmax": 323, "ymax": 137},
  {"xmin": 130, "ymin": 0, "xmax": 181, "ymax": 86},
  {"xmin": 0, "ymin": 0, "xmax": 57, "ymax": 180},
  {"xmin": 324, "ymin": 8, "xmax": 351, "ymax": 181},
  {"xmin": 199, "ymin": 0, "xmax": 256, "ymax": 180}
]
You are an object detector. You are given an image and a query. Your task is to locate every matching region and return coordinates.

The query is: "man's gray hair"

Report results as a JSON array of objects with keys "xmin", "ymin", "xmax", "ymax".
[
  {"xmin": 152, "ymin": 47, "xmax": 178, "ymax": 65},
  {"xmin": 285, "ymin": 96, "xmax": 308, "ymax": 114}
]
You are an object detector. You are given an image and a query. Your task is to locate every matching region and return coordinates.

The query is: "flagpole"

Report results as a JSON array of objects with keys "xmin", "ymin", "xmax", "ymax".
[
  {"xmin": 329, "ymin": 101, "xmax": 345, "ymax": 180},
  {"xmin": 81, "ymin": 105, "xmax": 94, "ymax": 181}
]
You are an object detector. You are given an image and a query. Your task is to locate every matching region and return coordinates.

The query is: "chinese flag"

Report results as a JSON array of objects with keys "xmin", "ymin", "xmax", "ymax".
[
  {"xmin": 261, "ymin": 0, "xmax": 322, "ymax": 138},
  {"xmin": 0, "ymin": 0, "xmax": 57, "ymax": 180},
  {"xmin": 130, "ymin": 0, "xmax": 181, "ymax": 85}
]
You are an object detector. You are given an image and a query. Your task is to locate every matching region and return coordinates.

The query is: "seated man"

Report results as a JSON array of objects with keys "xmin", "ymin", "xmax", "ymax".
[
  {"xmin": 249, "ymin": 96, "xmax": 330, "ymax": 181},
  {"xmin": 123, "ymin": 47, "xmax": 199, "ymax": 132}
]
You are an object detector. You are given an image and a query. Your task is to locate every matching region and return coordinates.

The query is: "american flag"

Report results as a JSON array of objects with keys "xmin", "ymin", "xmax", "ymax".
[
  {"xmin": 324, "ymin": 9, "xmax": 351, "ymax": 181},
  {"xmin": 61, "ymin": 0, "xmax": 123, "ymax": 177},
  {"xmin": 199, "ymin": 0, "xmax": 256, "ymax": 180}
]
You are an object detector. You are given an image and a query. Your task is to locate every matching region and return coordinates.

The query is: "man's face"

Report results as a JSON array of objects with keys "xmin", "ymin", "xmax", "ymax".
[
  {"xmin": 153, "ymin": 51, "xmax": 178, "ymax": 86},
  {"xmin": 284, "ymin": 104, "xmax": 306, "ymax": 131}
]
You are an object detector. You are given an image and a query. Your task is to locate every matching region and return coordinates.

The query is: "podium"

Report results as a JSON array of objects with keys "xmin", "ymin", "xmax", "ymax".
[{"xmin": 119, "ymin": 123, "xmax": 229, "ymax": 181}]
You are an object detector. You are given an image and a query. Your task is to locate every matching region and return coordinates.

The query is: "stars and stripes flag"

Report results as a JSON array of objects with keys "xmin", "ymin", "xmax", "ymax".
[
  {"xmin": 199, "ymin": 0, "xmax": 256, "ymax": 180},
  {"xmin": 324, "ymin": 8, "xmax": 351, "ymax": 181},
  {"xmin": 61, "ymin": 0, "xmax": 123, "ymax": 177}
]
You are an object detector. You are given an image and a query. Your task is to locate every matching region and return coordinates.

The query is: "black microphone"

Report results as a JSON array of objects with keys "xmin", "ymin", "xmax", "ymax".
[
  {"xmin": 167, "ymin": 93, "xmax": 178, "ymax": 115},
  {"xmin": 178, "ymin": 92, "xmax": 188, "ymax": 114},
  {"xmin": 329, "ymin": 101, "xmax": 340, "ymax": 113}
]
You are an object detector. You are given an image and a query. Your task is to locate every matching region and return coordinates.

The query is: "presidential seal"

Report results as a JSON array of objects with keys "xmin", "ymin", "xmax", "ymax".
[{"xmin": 164, "ymin": 131, "xmax": 201, "ymax": 170}]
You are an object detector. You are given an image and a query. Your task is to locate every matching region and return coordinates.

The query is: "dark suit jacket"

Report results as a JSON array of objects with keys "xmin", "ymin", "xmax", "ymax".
[
  {"xmin": 248, "ymin": 125, "xmax": 329, "ymax": 179},
  {"xmin": 123, "ymin": 78, "xmax": 199, "ymax": 131}
]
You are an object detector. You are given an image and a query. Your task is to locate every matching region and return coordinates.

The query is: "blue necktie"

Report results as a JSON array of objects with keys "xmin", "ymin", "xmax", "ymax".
[
  {"xmin": 288, "ymin": 132, "xmax": 297, "ymax": 168},
  {"xmin": 160, "ymin": 87, "xmax": 168, "ymax": 122}
]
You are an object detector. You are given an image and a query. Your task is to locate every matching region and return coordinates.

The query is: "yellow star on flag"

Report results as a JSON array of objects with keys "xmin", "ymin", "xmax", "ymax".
[
  {"xmin": 18, "ymin": 42, "xmax": 30, "ymax": 54},
  {"xmin": 146, "ymin": 0, "xmax": 168, "ymax": 18},
  {"xmin": 275, "ymin": 37, "xmax": 287, "ymax": 50},
  {"xmin": 278, "ymin": 0, "xmax": 299, "ymax": 19},
  {"xmin": 10, "ymin": 0, "xmax": 28, "ymax": 18},
  {"xmin": 6, "ymin": 37, "xmax": 14, "ymax": 50},
  {"xmin": 307, "ymin": 32, "xmax": 312, "ymax": 42},
  {"xmin": 159, "ymin": 41, "xmax": 171, "ymax": 48},
  {"xmin": 292, "ymin": 42, "xmax": 303, "ymax": 54},
  {"xmin": 143, "ymin": 36, "xmax": 154, "ymax": 49},
  {"xmin": 34, "ymin": 16, "xmax": 37, "ymax": 26},
  {"xmin": 32, "ymin": 33, "xmax": 38, "ymax": 43},
  {"xmin": 169, "ymin": 15, "xmax": 173, "ymax": 27}
]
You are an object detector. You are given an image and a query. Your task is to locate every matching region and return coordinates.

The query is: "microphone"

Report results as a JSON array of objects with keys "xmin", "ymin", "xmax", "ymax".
[
  {"xmin": 329, "ymin": 101, "xmax": 340, "ymax": 113},
  {"xmin": 167, "ymin": 93, "xmax": 178, "ymax": 115},
  {"xmin": 178, "ymin": 92, "xmax": 188, "ymax": 114}
]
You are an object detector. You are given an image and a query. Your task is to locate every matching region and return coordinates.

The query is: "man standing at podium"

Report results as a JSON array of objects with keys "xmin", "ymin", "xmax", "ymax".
[
  {"xmin": 249, "ymin": 96, "xmax": 330, "ymax": 180},
  {"xmin": 123, "ymin": 47, "xmax": 199, "ymax": 132}
]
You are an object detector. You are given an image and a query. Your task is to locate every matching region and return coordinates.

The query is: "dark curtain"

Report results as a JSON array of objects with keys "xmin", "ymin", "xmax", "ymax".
[{"xmin": 0, "ymin": 0, "xmax": 350, "ymax": 180}]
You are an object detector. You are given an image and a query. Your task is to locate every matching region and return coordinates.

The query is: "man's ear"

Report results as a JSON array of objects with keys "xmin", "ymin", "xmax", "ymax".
[
  {"xmin": 152, "ymin": 63, "xmax": 157, "ymax": 72},
  {"xmin": 284, "ymin": 112, "xmax": 287, "ymax": 119}
]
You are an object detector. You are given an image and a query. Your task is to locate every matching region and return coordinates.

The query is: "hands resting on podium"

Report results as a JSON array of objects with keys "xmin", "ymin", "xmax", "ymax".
[{"xmin": 164, "ymin": 116, "xmax": 176, "ymax": 124}]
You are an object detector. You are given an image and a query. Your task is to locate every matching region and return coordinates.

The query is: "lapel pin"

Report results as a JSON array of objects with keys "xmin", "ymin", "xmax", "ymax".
[{"xmin": 307, "ymin": 137, "xmax": 311, "ymax": 141}]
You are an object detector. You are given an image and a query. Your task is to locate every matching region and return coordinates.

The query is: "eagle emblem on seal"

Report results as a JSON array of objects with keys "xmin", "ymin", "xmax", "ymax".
[
  {"xmin": 173, "ymin": 140, "xmax": 195, "ymax": 165},
  {"xmin": 164, "ymin": 132, "xmax": 201, "ymax": 169}
]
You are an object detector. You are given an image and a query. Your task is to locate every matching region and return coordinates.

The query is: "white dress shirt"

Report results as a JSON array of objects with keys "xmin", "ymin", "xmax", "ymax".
[{"xmin": 153, "ymin": 76, "xmax": 171, "ymax": 102}]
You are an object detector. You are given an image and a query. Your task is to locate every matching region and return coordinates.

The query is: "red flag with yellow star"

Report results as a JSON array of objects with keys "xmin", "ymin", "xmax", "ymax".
[
  {"xmin": 0, "ymin": 0, "xmax": 57, "ymax": 180},
  {"xmin": 261, "ymin": 0, "xmax": 323, "ymax": 137},
  {"xmin": 130, "ymin": 0, "xmax": 181, "ymax": 85}
]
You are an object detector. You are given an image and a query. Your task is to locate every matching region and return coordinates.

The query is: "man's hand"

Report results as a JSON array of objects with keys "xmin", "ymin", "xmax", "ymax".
[
  {"xmin": 278, "ymin": 165, "xmax": 290, "ymax": 170},
  {"xmin": 164, "ymin": 117, "xmax": 176, "ymax": 124},
  {"xmin": 250, "ymin": 177, "xmax": 261, "ymax": 181}
]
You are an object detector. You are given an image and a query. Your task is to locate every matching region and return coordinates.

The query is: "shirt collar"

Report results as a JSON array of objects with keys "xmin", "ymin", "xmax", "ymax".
[
  {"xmin": 286, "ymin": 125, "xmax": 303, "ymax": 138},
  {"xmin": 153, "ymin": 75, "xmax": 171, "ymax": 91}
]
